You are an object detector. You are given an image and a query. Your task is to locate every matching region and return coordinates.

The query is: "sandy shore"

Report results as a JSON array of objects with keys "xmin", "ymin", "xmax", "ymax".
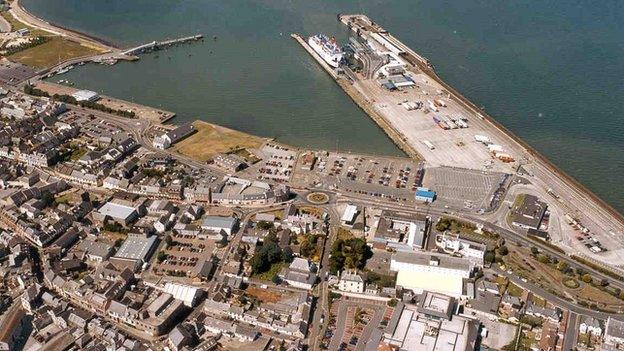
[{"xmin": 10, "ymin": 0, "xmax": 116, "ymax": 52}]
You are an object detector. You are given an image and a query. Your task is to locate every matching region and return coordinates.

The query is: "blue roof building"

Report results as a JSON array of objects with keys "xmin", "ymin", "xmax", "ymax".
[{"xmin": 415, "ymin": 187, "xmax": 436, "ymax": 203}]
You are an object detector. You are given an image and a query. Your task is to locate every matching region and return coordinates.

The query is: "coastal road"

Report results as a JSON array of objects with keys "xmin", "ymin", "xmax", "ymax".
[{"xmin": 0, "ymin": 11, "xmax": 10, "ymax": 33}]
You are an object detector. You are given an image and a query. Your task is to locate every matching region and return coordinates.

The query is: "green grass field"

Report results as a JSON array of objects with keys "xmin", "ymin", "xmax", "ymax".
[{"xmin": 7, "ymin": 36, "xmax": 99, "ymax": 68}]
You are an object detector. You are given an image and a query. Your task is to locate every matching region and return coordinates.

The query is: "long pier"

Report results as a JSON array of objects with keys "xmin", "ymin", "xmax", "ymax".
[
  {"xmin": 37, "ymin": 34, "xmax": 205, "ymax": 81},
  {"xmin": 123, "ymin": 34, "xmax": 204, "ymax": 56},
  {"xmin": 290, "ymin": 33, "xmax": 421, "ymax": 159}
]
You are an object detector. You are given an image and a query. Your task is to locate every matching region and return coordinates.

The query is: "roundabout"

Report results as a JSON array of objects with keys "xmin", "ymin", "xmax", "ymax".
[{"xmin": 306, "ymin": 192, "xmax": 329, "ymax": 204}]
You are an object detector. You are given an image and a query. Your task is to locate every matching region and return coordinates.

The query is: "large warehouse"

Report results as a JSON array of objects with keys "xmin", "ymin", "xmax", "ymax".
[{"xmin": 390, "ymin": 251, "xmax": 473, "ymax": 297}]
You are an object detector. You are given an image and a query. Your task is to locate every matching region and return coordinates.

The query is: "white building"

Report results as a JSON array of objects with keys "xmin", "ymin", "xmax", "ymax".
[
  {"xmin": 152, "ymin": 135, "xmax": 170, "ymax": 150},
  {"xmin": 72, "ymin": 90, "xmax": 100, "ymax": 102},
  {"xmin": 341, "ymin": 205, "xmax": 359, "ymax": 226},
  {"xmin": 579, "ymin": 317, "xmax": 602, "ymax": 336},
  {"xmin": 338, "ymin": 270, "xmax": 365, "ymax": 293},
  {"xmin": 163, "ymin": 282, "xmax": 203, "ymax": 307},
  {"xmin": 382, "ymin": 294, "xmax": 479, "ymax": 351},
  {"xmin": 201, "ymin": 216, "xmax": 238, "ymax": 236},
  {"xmin": 435, "ymin": 233, "xmax": 486, "ymax": 266},
  {"xmin": 390, "ymin": 251, "xmax": 473, "ymax": 297}
]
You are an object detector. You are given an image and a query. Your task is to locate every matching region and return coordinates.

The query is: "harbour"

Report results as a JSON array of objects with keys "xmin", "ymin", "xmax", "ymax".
[{"xmin": 293, "ymin": 14, "xmax": 624, "ymax": 267}]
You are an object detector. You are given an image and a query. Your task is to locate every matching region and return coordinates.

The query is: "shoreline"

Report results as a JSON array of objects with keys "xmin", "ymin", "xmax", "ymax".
[{"xmin": 11, "ymin": 0, "xmax": 117, "ymax": 52}]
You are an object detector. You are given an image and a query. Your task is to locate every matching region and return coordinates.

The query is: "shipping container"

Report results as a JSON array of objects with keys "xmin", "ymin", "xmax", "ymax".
[
  {"xmin": 474, "ymin": 134, "xmax": 490, "ymax": 143},
  {"xmin": 488, "ymin": 144, "xmax": 504, "ymax": 153}
]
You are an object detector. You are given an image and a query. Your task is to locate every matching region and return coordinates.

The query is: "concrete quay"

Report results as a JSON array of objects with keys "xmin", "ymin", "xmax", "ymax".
[
  {"xmin": 296, "ymin": 13, "xmax": 624, "ymax": 269},
  {"xmin": 291, "ymin": 33, "xmax": 421, "ymax": 160}
]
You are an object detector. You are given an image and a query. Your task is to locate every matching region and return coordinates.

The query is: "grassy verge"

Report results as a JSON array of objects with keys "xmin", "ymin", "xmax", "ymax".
[
  {"xmin": 172, "ymin": 121, "xmax": 267, "ymax": 162},
  {"xmin": 1, "ymin": 10, "xmax": 28, "ymax": 31},
  {"xmin": 8, "ymin": 36, "xmax": 100, "ymax": 68},
  {"xmin": 571, "ymin": 254, "xmax": 624, "ymax": 281}
]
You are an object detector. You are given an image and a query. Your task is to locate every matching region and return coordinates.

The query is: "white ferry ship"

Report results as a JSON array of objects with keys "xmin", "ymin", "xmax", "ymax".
[{"xmin": 308, "ymin": 34, "xmax": 344, "ymax": 68}]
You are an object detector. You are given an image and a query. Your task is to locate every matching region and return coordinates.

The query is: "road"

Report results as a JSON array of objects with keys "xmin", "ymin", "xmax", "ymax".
[
  {"xmin": 0, "ymin": 11, "xmax": 10, "ymax": 33},
  {"xmin": 308, "ymin": 205, "xmax": 338, "ymax": 351},
  {"xmin": 563, "ymin": 312, "xmax": 579, "ymax": 351},
  {"xmin": 493, "ymin": 267, "xmax": 618, "ymax": 319}
]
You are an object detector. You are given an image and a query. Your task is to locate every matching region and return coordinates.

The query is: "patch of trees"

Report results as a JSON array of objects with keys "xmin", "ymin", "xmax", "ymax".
[
  {"xmin": 102, "ymin": 221, "xmax": 127, "ymax": 234},
  {"xmin": 435, "ymin": 217, "xmax": 476, "ymax": 233},
  {"xmin": 142, "ymin": 168, "xmax": 165, "ymax": 178},
  {"xmin": 328, "ymin": 236, "xmax": 372, "ymax": 274},
  {"xmin": 366, "ymin": 271, "xmax": 396, "ymax": 288},
  {"xmin": 22, "ymin": 85, "xmax": 136, "ymax": 118},
  {"xmin": 300, "ymin": 234, "xmax": 322, "ymax": 259},
  {"xmin": 256, "ymin": 220, "xmax": 273, "ymax": 230},
  {"xmin": 3, "ymin": 36, "xmax": 49, "ymax": 55},
  {"xmin": 23, "ymin": 84, "xmax": 49, "ymax": 97},
  {"xmin": 250, "ymin": 231, "xmax": 292, "ymax": 274}
]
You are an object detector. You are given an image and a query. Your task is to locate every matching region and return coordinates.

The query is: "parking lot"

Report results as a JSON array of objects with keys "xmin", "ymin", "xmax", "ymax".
[
  {"xmin": 317, "ymin": 153, "xmax": 423, "ymax": 190},
  {"xmin": 423, "ymin": 166, "xmax": 506, "ymax": 212},
  {"xmin": 153, "ymin": 233, "xmax": 217, "ymax": 277},
  {"xmin": 292, "ymin": 152, "xmax": 424, "ymax": 203},
  {"xmin": 328, "ymin": 298, "xmax": 387, "ymax": 351},
  {"xmin": 60, "ymin": 111, "xmax": 125, "ymax": 139},
  {"xmin": 0, "ymin": 60, "xmax": 36, "ymax": 85},
  {"xmin": 249, "ymin": 143, "xmax": 296, "ymax": 183}
]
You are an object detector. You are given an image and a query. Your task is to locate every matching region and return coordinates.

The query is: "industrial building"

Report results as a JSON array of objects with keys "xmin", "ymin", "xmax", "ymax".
[
  {"xmin": 163, "ymin": 282, "xmax": 204, "ymax": 307},
  {"xmin": 510, "ymin": 194, "xmax": 548, "ymax": 230},
  {"xmin": 390, "ymin": 251, "xmax": 473, "ymax": 297},
  {"xmin": 212, "ymin": 153, "xmax": 247, "ymax": 173},
  {"xmin": 201, "ymin": 216, "xmax": 238, "ymax": 236},
  {"xmin": 382, "ymin": 294, "xmax": 479, "ymax": 351},
  {"xmin": 340, "ymin": 204, "xmax": 360, "ymax": 227},
  {"xmin": 111, "ymin": 233, "xmax": 158, "ymax": 271},
  {"xmin": 94, "ymin": 201, "xmax": 139, "ymax": 225}
]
